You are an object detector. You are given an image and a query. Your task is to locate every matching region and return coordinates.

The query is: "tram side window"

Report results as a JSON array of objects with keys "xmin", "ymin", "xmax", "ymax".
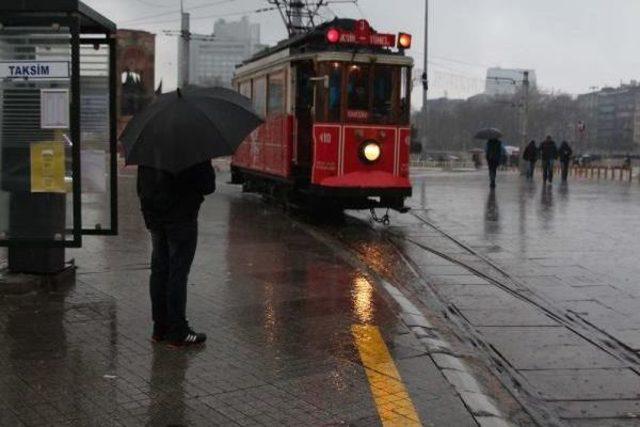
[
  {"xmin": 253, "ymin": 77, "xmax": 267, "ymax": 118},
  {"xmin": 373, "ymin": 66, "xmax": 394, "ymax": 123},
  {"xmin": 399, "ymin": 67, "xmax": 411, "ymax": 125},
  {"xmin": 268, "ymin": 71, "xmax": 285, "ymax": 115},
  {"xmin": 347, "ymin": 64, "xmax": 370, "ymax": 113}
]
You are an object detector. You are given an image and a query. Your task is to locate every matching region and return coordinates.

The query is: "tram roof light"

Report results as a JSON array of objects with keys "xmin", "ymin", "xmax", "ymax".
[
  {"xmin": 398, "ymin": 33, "xmax": 412, "ymax": 50},
  {"xmin": 327, "ymin": 28, "xmax": 340, "ymax": 44}
]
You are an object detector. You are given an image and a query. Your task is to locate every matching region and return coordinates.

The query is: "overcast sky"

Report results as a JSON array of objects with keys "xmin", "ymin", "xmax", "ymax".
[{"xmin": 85, "ymin": 0, "xmax": 640, "ymax": 107}]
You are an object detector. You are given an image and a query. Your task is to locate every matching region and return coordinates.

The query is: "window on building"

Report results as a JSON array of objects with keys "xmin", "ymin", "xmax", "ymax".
[
  {"xmin": 253, "ymin": 76, "xmax": 267, "ymax": 117},
  {"xmin": 267, "ymin": 71, "xmax": 285, "ymax": 115}
]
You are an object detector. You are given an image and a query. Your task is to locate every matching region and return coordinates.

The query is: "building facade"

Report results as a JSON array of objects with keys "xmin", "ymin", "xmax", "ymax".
[
  {"xmin": 577, "ymin": 82, "xmax": 640, "ymax": 153},
  {"xmin": 485, "ymin": 67, "xmax": 537, "ymax": 96},
  {"xmin": 187, "ymin": 17, "xmax": 264, "ymax": 88}
]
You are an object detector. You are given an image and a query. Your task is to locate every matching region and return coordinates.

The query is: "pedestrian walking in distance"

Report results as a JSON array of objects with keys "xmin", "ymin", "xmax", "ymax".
[
  {"xmin": 523, "ymin": 140, "xmax": 538, "ymax": 180},
  {"xmin": 558, "ymin": 141, "xmax": 573, "ymax": 183},
  {"xmin": 138, "ymin": 163, "xmax": 216, "ymax": 347},
  {"xmin": 485, "ymin": 137, "xmax": 504, "ymax": 189},
  {"xmin": 539, "ymin": 135, "xmax": 558, "ymax": 185}
]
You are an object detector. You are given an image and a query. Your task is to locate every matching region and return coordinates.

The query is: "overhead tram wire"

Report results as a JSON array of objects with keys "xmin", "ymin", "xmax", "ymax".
[
  {"xmin": 120, "ymin": 0, "xmax": 244, "ymax": 25},
  {"xmin": 148, "ymin": 6, "xmax": 278, "ymax": 28}
]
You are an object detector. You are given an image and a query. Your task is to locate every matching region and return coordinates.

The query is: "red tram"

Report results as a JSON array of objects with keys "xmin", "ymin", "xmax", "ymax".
[{"xmin": 231, "ymin": 18, "xmax": 413, "ymax": 212}]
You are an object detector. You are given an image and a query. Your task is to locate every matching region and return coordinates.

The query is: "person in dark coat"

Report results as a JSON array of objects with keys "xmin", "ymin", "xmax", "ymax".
[
  {"xmin": 137, "ymin": 161, "xmax": 216, "ymax": 347},
  {"xmin": 485, "ymin": 138, "xmax": 503, "ymax": 188},
  {"xmin": 558, "ymin": 141, "xmax": 573, "ymax": 182},
  {"xmin": 522, "ymin": 140, "xmax": 538, "ymax": 180},
  {"xmin": 539, "ymin": 135, "xmax": 558, "ymax": 185}
]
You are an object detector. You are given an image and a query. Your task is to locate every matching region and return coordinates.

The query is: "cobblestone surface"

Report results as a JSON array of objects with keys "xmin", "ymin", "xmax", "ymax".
[
  {"xmin": 0, "ymin": 171, "xmax": 476, "ymax": 426},
  {"xmin": 369, "ymin": 170, "xmax": 640, "ymax": 425}
]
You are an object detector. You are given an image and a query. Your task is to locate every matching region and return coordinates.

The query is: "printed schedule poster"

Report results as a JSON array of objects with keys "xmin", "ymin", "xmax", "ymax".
[
  {"xmin": 31, "ymin": 141, "xmax": 66, "ymax": 193},
  {"xmin": 40, "ymin": 89, "xmax": 70, "ymax": 129}
]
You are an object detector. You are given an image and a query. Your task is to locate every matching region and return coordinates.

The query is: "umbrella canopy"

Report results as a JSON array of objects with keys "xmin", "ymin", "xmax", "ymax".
[
  {"xmin": 120, "ymin": 86, "xmax": 263, "ymax": 174},
  {"xmin": 474, "ymin": 128, "xmax": 503, "ymax": 140}
]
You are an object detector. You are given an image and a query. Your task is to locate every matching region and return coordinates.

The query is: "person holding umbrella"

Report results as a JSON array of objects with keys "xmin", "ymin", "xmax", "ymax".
[
  {"xmin": 120, "ymin": 86, "xmax": 263, "ymax": 348},
  {"xmin": 476, "ymin": 128, "xmax": 504, "ymax": 189}
]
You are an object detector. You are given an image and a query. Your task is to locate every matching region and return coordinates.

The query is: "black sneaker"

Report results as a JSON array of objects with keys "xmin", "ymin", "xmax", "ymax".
[{"xmin": 168, "ymin": 329, "xmax": 207, "ymax": 348}]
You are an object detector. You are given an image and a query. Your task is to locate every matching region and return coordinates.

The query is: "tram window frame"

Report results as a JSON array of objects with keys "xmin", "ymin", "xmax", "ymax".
[
  {"xmin": 371, "ymin": 65, "xmax": 398, "ymax": 125},
  {"xmin": 267, "ymin": 70, "xmax": 286, "ymax": 115},
  {"xmin": 314, "ymin": 62, "xmax": 343, "ymax": 123},
  {"xmin": 346, "ymin": 64, "xmax": 371, "ymax": 118},
  {"xmin": 252, "ymin": 76, "xmax": 267, "ymax": 118},
  {"xmin": 399, "ymin": 67, "xmax": 411, "ymax": 125}
]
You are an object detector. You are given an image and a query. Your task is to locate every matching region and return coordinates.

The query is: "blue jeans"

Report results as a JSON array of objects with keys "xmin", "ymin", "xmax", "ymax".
[
  {"xmin": 149, "ymin": 220, "xmax": 198, "ymax": 339},
  {"xmin": 542, "ymin": 159, "xmax": 555, "ymax": 183}
]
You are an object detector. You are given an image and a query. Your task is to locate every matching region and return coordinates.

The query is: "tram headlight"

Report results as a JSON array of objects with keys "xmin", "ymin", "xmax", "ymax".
[{"xmin": 361, "ymin": 141, "xmax": 381, "ymax": 163}]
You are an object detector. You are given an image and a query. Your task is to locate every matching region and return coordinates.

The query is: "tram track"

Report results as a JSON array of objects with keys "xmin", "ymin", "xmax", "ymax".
[{"xmin": 400, "ymin": 211, "xmax": 640, "ymax": 371}]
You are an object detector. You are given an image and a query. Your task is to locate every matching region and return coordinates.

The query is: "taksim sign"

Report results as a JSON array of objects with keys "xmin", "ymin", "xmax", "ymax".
[{"xmin": 0, "ymin": 61, "xmax": 70, "ymax": 79}]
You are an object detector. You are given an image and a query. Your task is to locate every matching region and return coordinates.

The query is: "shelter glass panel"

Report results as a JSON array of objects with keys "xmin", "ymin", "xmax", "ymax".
[
  {"xmin": 80, "ymin": 42, "xmax": 113, "ymax": 232},
  {"xmin": 0, "ymin": 26, "xmax": 79, "ymax": 245}
]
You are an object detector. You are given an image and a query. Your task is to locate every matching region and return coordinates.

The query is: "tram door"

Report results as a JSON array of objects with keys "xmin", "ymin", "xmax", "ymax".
[{"xmin": 294, "ymin": 61, "xmax": 314, "ymax": 180}]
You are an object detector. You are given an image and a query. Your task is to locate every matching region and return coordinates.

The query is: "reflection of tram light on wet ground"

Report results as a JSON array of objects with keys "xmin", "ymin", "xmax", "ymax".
[{"xmin": 230, "ymin": 19, "xmax": 414, "ymax": 214}]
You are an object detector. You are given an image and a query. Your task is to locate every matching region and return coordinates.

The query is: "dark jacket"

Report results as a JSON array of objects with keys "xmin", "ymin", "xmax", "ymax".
[
  {"xmin": 539, "ymin": 139, "xmax": 558, "ymax": 161},
  {"xmin": 485, "ymin": 139, "xmax": 503, "ymax": 165},
  {"xmin": 137, "ymin": 162, "xmax": 216, "ymax": 229},
  {"xmin": 558, "ymin": 141, "xmax": 573, "ymax": 163},
  {"xmin": 523, "ymin": 142, "xmax": 538, "ymax": 162}
]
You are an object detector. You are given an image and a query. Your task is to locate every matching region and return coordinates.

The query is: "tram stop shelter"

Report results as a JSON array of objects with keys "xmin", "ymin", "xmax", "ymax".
[{"xmin": 0, "ymin": 1, "xmax": 118, "ymax": 274}]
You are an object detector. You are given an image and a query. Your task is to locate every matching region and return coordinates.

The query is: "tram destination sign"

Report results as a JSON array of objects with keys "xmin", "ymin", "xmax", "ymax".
[
  {"xmin": 329, "ymin": 20, "xmax": 397, "ymax": 48},
  {"xmin": 0, "ymin": 61, "xmax": 70, "ymax": 79}
]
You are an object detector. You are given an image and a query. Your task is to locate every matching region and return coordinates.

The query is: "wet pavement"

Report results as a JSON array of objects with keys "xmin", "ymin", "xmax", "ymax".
[
  {"xmin": 0, "ymin": 170, "xmax": 480, "ymax": 426},
  {"xmin": 343, "ymin": 170, "xmax": 640, "ymax": 426}
]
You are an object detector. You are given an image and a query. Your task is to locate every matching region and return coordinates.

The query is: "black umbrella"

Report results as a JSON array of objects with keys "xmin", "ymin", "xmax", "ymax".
[
  {"xmin": 474, "ymin": 127, "xmax": 503, "ymax": 140},
  {"xmin": 120, "ymin": 86, "xmax": 263, "ymax": 174}
]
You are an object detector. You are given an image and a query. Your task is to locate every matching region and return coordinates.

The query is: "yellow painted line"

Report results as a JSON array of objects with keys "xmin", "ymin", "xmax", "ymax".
[{"xmin": 352, "ymin": 324, "xmax": 422, "ymax": 426}]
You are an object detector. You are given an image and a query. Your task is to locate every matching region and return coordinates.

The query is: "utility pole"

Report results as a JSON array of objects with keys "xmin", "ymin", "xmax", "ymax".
[
  {"xmin": 520, "ymin": 70, "xmax": 530, "ymax": 174},
  {"xmin": 421, "ymin": 0, "xmax": 429, "ymax": 159},
  {"xmin": 177, "ymin": 0, "xmax": 190, "ymax": 87}
]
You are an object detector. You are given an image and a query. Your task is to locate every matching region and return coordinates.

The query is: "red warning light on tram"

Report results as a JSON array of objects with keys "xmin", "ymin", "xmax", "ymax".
[
  {"xmin": 326, "ymin": 28, "xmax": 340, "ymax": 44},
  {"xmin": 398, "ymin": 33, "xmax": 412, "ymax": 49}
]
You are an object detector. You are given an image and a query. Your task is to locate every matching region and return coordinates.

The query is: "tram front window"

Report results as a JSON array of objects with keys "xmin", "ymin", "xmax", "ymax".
[
  {"xmin": 347, "ymin": 64, "xmax": 370, "ymax": 115},
  {"xmin": 328, "ymin": 62, "xmax": 342, "ymax": 122},
  {"xmin": 373, "ymin": 66, "xmax": 394, "ymax": 123}
]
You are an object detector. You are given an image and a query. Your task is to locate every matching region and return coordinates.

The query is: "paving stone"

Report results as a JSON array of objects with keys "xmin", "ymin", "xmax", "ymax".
[
  {"xmin": 442, "ymin": 369, "xmax": 484, "ymax": 394},
  {"xmin": 549, "ymin": 400, "xmax": 640, "ymax": 419},
  {"xmin": 521, "ymin": 369, "xmax": 640, "ymax": 400},
  {"xmin": 457, "ymin": 307, "xmax": 558, "ymax": 327},
  {"xmin": 477, "ymin": 326, "xmax": 625, "ymax": 370},
  {"xmin": 476, "ymin": 415, "xmax": 515, "ymax": 427}
]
